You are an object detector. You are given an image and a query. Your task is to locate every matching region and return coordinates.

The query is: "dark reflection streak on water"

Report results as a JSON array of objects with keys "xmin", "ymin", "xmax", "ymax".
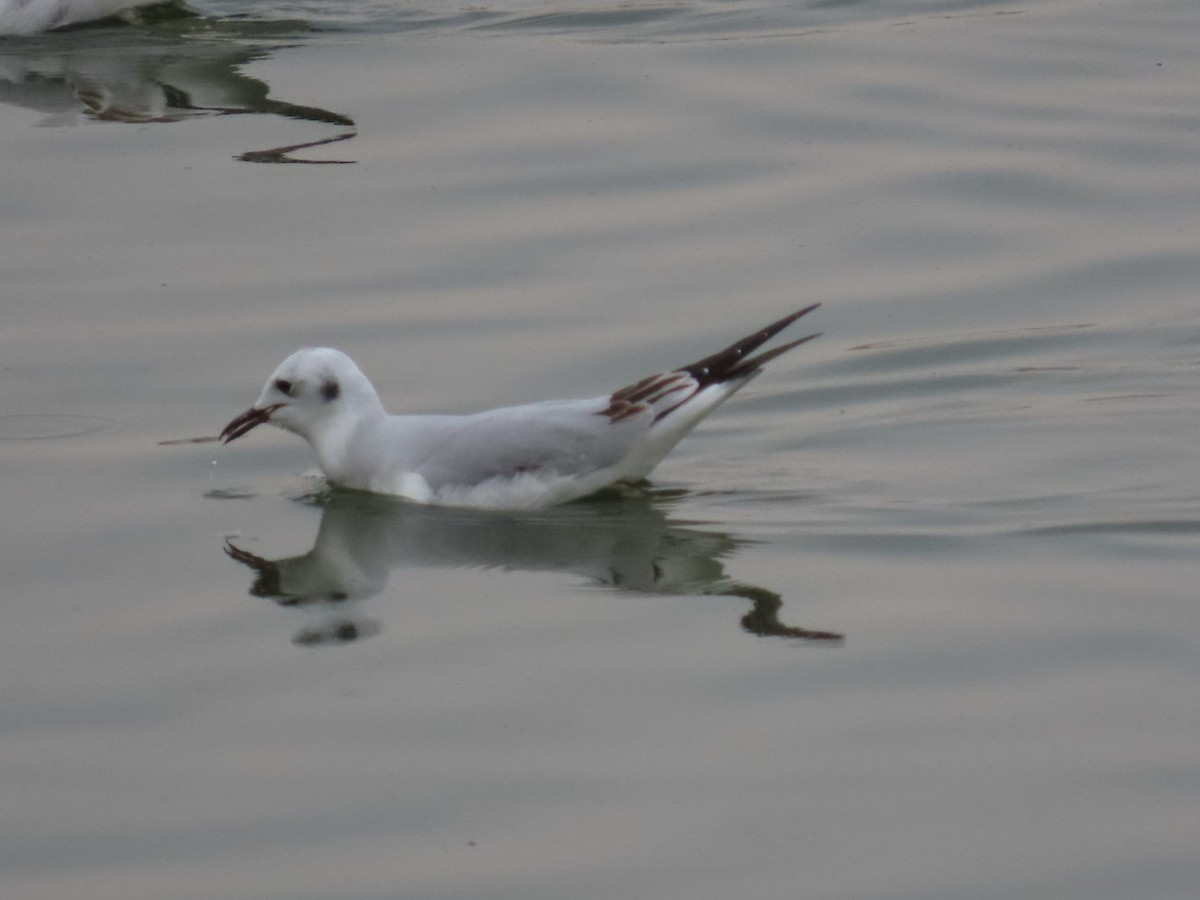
[
  {"xmin": 165, "ymin": 73, "xmax": 360, "ymax": 163},
  {"xmin": 849, "ymin": 323, "xmax": 1095, "ymax": 353},
  {"xmin": 237, "ymin": 129, "xmax": 356, "ymax": 164},
  {"xmin": 222, "ymin": 490, "xmax": 843, "ymax": 647},
  {"xmin": 1017, "ymin": 519, "xmax": 1200, "ymax": 537},
  {"xmin": 0, "ymin": 413, "xmax": 114, "ymax": 439}
]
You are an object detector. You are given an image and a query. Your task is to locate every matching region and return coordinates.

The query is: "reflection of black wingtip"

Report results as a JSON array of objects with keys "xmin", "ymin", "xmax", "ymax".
[
  {"xmin": 237, "ymin": 130, "xmax": 357, "ymax": 164},
  {"xmin": 731, "ymin": 585, "xmax": 844, "ymax": 644},
  {"xmin": 741, "ymin": 612, "xmax": 845, "ymax": 643},
  {"xmin": 268, "ymin": 101, "xmax": 356, "ymax": 128}
]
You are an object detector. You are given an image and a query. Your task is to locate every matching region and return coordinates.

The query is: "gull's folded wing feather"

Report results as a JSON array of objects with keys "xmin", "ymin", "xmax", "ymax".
[
  {"xmin": 406, "ymin": 399, "xmax": 650, "ymax": 489},
  {"xmin": 412, "ymin": 304, "xmax": 823, "ymax": 490}
]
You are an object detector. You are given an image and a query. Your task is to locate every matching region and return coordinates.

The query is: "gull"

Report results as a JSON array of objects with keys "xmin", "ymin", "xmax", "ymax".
[
  {"xmin": 220, "ymin": 305, "xmax": 820, "ymax": 508},
  {"xmin": 0, "ymin": 0, "xmax": 163, "ymax": 35}
]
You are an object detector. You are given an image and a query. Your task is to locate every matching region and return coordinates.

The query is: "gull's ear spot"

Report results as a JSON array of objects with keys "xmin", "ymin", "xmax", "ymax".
[
  {"xmin": 321, "ymin": 379, "xmax": 340, "ymax": 402},
  {"xmin": 274, "ymin": 378, "xmax": 294, "ymax": 397}
]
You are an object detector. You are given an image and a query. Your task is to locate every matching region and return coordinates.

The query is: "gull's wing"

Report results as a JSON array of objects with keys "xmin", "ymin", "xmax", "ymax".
[
  {"xmin": 412, "ymin": 304, "xmax": 822, "ymax": 491},
  {"xmin": 409, "ymin": 398, "xmax": 647, "ymax": 489}
]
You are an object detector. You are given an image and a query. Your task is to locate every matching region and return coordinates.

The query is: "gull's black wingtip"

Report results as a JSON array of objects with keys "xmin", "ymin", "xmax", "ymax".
[
  {"xmin": 679, "ymin": 304, "xmax": 821, "ymax": 387},
  {"xmin": 732, "ymin": 331, "xmax": 821, "ymax": 375},
  {"xmin": 758, "ymin": 302, "xmax": 822, "ymax": 335}
]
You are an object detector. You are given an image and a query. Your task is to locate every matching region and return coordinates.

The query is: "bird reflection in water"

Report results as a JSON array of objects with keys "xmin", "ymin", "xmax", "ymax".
[
  {"xmin": 224, "ymin": 489, "xmax": 844, "ymax": 647},
  {"xmin": 0, "ymin": 15, "xmax": 357, "ymax": 163}
]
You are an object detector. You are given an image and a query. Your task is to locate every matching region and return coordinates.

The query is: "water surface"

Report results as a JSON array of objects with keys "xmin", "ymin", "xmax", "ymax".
[{"xmin": 3, "ymin": 2, "xmax": 1199, "ymax": 898}]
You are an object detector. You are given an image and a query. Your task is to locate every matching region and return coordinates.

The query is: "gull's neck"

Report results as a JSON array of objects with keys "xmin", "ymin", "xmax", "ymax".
[{"xmin": 306, "ymin": 388, "xmax": 387, "ymax": 484}]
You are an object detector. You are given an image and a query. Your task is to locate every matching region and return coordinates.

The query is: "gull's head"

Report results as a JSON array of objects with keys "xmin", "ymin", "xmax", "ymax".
[{"xmin": 221, "ymin": 347, "xmax": 383, "ymax": 445}]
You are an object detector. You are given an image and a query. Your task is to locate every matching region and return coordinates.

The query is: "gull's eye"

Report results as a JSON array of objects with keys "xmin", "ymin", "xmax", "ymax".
[
  {"xmin": 274, "ymin": 378, "xmax": 294, "ymax": 396},
  {"xmin": 321, "ymin": 379, "xmax": 340, "ymax": 402}
]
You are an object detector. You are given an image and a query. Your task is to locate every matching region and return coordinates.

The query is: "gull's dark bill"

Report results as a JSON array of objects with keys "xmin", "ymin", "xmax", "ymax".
[{"xmin": 220, "ymin": 403, "xmax": 283, "ymax": 444}]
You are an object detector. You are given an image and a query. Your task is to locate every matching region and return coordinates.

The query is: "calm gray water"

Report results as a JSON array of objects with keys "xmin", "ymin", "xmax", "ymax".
[{"xmin": 3, "ymin": 1, "xmax": 1199, "ymax": 898}]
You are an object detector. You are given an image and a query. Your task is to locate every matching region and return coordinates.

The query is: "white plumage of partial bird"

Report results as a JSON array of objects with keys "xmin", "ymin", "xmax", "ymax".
[
  {"xmin": 220, "ymin": 305, "xmax": 821, "ymax": 508},
  {"xmin": 0, "ymin": 0, "xmax": 162, "ymax": 35}
]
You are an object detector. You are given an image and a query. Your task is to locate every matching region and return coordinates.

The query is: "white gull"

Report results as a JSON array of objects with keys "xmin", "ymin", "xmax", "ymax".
[{"xmin": 220, "ymin": 305, "xmax": 820, "ymax": 508}]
